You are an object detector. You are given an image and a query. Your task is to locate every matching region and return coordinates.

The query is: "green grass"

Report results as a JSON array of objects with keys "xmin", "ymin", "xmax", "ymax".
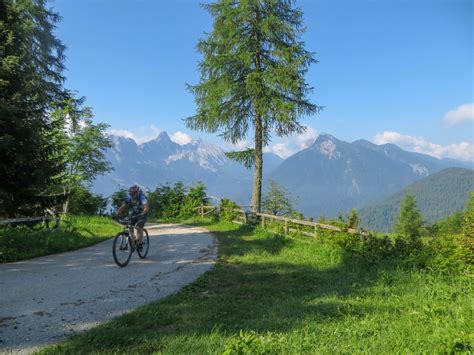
[
  {"xmin": 0, "ymin": 215, "xmax": 120, "ymax": 263},
  {"xmin": 39, "ymin": 217, "xmax": 472, "ymax": 354}
]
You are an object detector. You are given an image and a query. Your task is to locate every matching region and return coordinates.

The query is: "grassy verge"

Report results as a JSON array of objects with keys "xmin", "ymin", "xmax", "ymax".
[
  {"xmin": 40, "ymin": 217, "xmax": 471, "ymax": 354},
  {"xmin": 0, "ymin": 215, "xmax": 120, "ymax": 263}
]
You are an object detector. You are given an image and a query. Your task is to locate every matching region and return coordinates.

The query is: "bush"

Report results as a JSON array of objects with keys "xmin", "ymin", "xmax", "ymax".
[
  {"xmin": 68, "ymin": 185, "xmax": 108, "ymax": 215},
  {"xmin": 463, "ymin": 191, "xmax": 474, "ymax": 239},
  {"xmin": 427, "ymin": 211, "xmax": 464, "ymax": 237},
  {"xmin": 180, "ymin": 182, "xmax": 209, "ymax": 218},
  {"xmin": 426, "ymin": 233, "xmax": 472, "ymax": 274},
  {"xmin": 219, "ymin": 198, "xmax": 240, "ymax": 222},
  {"xmin": 146, "ymin": 181, "xmax": 209, "ymax": 220}
]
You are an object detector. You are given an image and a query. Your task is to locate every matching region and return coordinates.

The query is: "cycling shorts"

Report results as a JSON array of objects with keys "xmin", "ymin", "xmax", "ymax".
[{"xmin": 131, "ymin": 214, "xmax": 148, "ymax": 228}]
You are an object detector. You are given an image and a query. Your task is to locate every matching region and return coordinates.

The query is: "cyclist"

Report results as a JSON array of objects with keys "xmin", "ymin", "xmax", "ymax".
[{"xmin": 114, "ymin": 185, "xmax": 150, "ymax": 247}]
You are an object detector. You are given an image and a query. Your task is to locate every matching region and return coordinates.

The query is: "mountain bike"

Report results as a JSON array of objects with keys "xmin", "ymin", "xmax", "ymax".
[{"xmin": 112, "ymin": 217, "xmax": 150, "ymax": 267}]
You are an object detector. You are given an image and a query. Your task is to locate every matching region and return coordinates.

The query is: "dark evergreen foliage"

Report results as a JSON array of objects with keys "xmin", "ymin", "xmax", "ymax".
[
  {"xmin": 68, "ymin": 185, "xmax": 108, "ymax": 215},
  {"xmin": 0, "ymin": 0, "xmax": 68, "ymax": 216},
  {"xmin": 186, "ymin": 0, "xmax": 319, "ymax": 212}
]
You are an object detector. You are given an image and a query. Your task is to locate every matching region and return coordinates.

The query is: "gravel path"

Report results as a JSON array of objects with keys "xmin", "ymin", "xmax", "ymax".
[{"xmin": 0, "ymin": 223, "xmax": 217, "ymax": 354}]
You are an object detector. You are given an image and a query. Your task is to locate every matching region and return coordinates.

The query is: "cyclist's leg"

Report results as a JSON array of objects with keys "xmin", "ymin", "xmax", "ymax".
[{"xmin": 135, "ymin": 214, "xmax": 148, "ymax": 243}]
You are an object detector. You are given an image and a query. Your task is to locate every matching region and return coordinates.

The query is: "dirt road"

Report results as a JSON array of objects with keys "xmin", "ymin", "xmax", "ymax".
[{"xmin": 0, "ymin": 224, "xmax": 217, "ymax": 354}]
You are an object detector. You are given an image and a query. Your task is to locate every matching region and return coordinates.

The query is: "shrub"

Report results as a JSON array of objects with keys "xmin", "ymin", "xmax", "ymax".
[
  {"xmin": 427, "ymin": 211, "xmax": 464, "ymax": 237},
  {"xmin": 68, "ymin": 185, "xmax": 108, "ymax": 215},
  {"xmin": 219, "ymin": 198, "xmax": 240, "ymax": 222},
  {"xmin": 463, "ymin": 191, "xmax": 474, "ymax": 239},
  {"xmin": 180, "ymin": 182, "xmax": 209, "ymax": 218}
]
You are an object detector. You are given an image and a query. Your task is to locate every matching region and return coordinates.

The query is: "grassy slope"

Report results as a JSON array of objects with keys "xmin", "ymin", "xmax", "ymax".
[
  {"xmin": 40, "ymin": 218, "xmax": 471, "ymax": 354},
  {"xmin": 0, "ymin": 215, "xmax": 121, "ymax": 263}
]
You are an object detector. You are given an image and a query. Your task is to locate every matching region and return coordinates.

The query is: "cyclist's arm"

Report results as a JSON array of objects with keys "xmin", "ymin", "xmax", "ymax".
[
  {"xmin": 142, "ymin": 203, "xmax": 150, "ymax": 215},
  {"xmin": 115, "ymin": 203, "xmax": 127, "ymax": 216}
]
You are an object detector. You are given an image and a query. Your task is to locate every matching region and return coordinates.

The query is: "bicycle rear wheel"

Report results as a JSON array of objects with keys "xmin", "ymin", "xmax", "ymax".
[
  {"xmin": 113, "ymin": 232, "xmax": 132, "ymax": 267},
  {"xmin": 137, "ymin": 229, "xmax": 149, "ymax": 259}
]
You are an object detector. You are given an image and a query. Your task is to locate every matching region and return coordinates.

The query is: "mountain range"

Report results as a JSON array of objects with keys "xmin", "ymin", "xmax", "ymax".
[
  {"xmin": 270, "ymin": 134, "xmax": 472, "ymax": 217},
  {"xmin": 92, "ymin": 132, "xmax": 472, "ymax": 224},
  {"xmin": 93, "ymin": 132, "xmax": 283, "ymax": 203}
]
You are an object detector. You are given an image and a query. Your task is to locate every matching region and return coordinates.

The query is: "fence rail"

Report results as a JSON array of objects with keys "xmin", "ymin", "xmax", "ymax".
[
  {"xmin": 197, "ymin": 205, "xmax": 368, "ymax": 237},
  {"xmin": 0, "ymin": 216, "xmax": 53, "ymax": 227}
]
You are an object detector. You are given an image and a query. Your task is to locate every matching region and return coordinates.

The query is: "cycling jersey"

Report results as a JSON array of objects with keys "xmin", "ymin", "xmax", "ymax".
[{"xmin": 124, "ymin": 193, "xmax": 148, "ymax": 216}]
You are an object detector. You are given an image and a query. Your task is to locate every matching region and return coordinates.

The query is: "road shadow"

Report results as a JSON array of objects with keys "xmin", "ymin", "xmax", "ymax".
[{"xmin": 52, "ymin": 222, "xmax": 403, "ymax": 353}]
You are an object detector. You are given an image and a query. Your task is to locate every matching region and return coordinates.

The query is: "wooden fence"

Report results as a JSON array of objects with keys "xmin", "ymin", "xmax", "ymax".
[
  {"xmin": 0, "ymin": 209, "xmax": 61, "ymax": 228},
  {"xmin": 197, "ymin": 205, "xmax": 368, "ymax": 237},
  {"xmin": 0, "ymin": 216, "xmax": 53, "ymax": 227}
]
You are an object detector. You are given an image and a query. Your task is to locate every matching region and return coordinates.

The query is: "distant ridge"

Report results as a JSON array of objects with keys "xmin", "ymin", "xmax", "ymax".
[
  {"xmin": 359, "ymin": 168, "xmax": 474, "ymax": 232},
  {"xmin": 270, "ymin": 134, "xmax": 470, "ymax": 218}
]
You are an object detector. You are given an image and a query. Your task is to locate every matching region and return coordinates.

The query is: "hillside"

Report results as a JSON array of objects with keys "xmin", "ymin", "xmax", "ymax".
[{"xmin": 359, "ymin": 168, "xmax": 474, "ymax": 232}]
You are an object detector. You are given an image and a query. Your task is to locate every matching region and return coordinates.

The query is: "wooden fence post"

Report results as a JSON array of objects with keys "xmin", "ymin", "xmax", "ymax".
[
  {"xmin": 314, "ymin": 225, "xmax": 318, "ymax": 238},
  {"xmin": 261, "ymin": 215, "xmax": 265, "ymax": 228},
  {"xmin": 284, "ymin": 220, "xmax": 289, "ymax": 235},
  {"xmin": 243, "ymin": 212, "xmax": 247, "ymax": 224},
  {"xmin": 200, "ymin": 204, "xmax": 204, "ymax": 218}
]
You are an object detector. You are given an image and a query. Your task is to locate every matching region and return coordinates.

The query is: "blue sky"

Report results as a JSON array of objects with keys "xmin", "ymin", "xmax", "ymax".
[{"xmin": 54, "ymin": 0, "xmax": 473, "ymax": 161}]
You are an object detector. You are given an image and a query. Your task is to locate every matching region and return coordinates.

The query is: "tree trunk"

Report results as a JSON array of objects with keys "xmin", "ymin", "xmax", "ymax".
[
  {"xmin": 251, "ymin": 114, "xmax": 263, "ymax": 213},
  {"xmin": 62, "ymin": 185, "xmax": 70, "ymax": 215},
  {"xmin": 251, "ymin": 5, "xmax": 263, "ymax": 213}
]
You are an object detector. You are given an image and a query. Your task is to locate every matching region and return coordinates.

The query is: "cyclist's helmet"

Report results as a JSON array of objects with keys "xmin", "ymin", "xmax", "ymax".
[{"xmin": 128, "ymin": 185, "xmax": 141, "ymax": 197}]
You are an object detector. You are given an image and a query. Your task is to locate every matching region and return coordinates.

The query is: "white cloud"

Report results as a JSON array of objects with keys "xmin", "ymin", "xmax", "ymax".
[
  {"xmin": 107, "ymin": 125, "xmax": 162, "ymax": 144},
  {"xmin": 107, "ymin": 128, "xmax": 138, "ymax": 141},
  {"xmin": 264, "ymin": 143, "xmax": 294, "ymax": 159},
  {"xmin": 444, "ymin": 103, "xmax": 474, "ymax": 127},
  {"xmin": 170, "ymin": 131, "xmax": 193, "ymax": 145},
  {"xmin": 374, "ymin": 130, "xmax": 474, "ymax": 161},
  {"xmin": 296, "ymin": 126, "xmax": 319, "ymax": 150},
  {"xmin": 264, "ymin": 126, "xmax": 319, "ymax": 158}
]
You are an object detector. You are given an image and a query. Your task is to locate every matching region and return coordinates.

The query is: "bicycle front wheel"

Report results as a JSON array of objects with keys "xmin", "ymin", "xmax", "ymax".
[
  {"xmin": 113, "ymin": 232, "xmax": 132, "ymax": 267},
  {"xmin": 137, "ymin": 229, "xmax": 149, "ymax": 259}
]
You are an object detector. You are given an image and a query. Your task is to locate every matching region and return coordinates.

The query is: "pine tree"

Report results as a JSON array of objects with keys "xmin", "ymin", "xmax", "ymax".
[
  {"xmin": 262, "ymin": 180, "xmax": 293, "ymax": 216},
  {"xmin": 0, "ymin": 0, "xmax": 69, "ymax": 216},
  {"xmin": 394, "ymin": 194, "xmax": 424, "ymax": 241},
  {"xmin": 186, "ymin": 0, "xmax": 320, "ymax": 212}
]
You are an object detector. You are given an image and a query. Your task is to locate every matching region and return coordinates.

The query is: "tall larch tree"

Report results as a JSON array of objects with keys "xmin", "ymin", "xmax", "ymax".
[{"xmin": 186, "ymin": 0, "xmax": 320, "ymax": 212}]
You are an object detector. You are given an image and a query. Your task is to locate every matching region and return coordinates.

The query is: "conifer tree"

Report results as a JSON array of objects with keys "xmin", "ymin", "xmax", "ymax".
[
  {"xmin": 0, "ymin": 0, "xmax": 68, "ymax": 216},
  {"xmin": 186, "ymin": 0, "xmax": 320, "ymax": 212},
  {"xmin": 394, "ymin": 194, "xmax": 424, "ymax": 241},
  {"xmin": 262, "ymin": 179, "xmax": 293, "ymax": 216}
]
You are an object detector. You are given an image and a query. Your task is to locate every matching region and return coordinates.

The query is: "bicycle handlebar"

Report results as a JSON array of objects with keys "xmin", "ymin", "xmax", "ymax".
[{"xmin": 112, "ymin": 216, "xmax": 131, "ymax": 225}]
